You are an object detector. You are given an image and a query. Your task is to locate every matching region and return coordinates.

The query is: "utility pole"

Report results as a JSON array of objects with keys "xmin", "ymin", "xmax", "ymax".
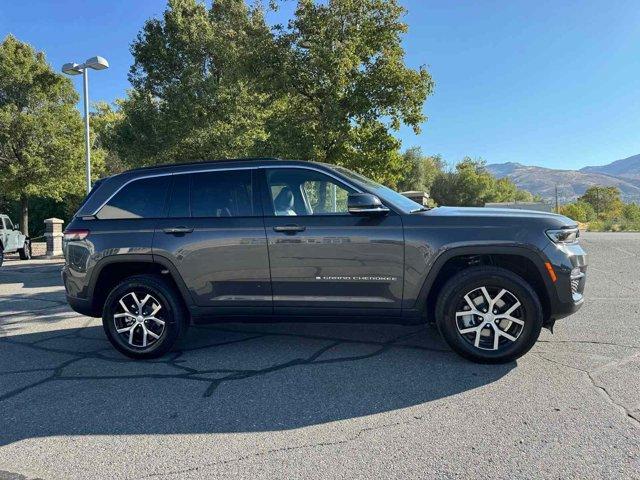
[{"xmin": 555, "ymin": 184, "xmax": 559, "ymax": 213}]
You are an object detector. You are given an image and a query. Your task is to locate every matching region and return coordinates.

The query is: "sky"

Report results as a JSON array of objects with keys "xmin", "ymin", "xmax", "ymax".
[{"xmin": 1, "ymin": 0, "xmax": 639, "ymax": 170}]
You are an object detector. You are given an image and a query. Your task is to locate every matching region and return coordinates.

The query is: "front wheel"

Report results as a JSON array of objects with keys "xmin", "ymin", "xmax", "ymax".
[
  {"xmin": 18, "ymin": 239, "xmax": 31, "ymax": 260},
  {"xmin": 102, "ymin": 274, "xmax": 188, "ymax": 359},
  {"xmin": 0, "ymin": 245, "xmax": 3, "ymax": 267},
  {"xmin": 435, "ymin": 266, "xmax": 543, "ymax": 364}
]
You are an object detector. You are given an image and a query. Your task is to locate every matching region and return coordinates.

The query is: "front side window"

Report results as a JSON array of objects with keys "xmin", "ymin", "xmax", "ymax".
[
  {"xmin": 4, "ymin": 217, "xmax": 13, "ymax": 230},
  {"xmin": 190, "ymin": 170, "xmax": 254, "ymax": 218},
  {"xmin": 265, "ymin": 168, "xmax": 355, "ymax": 216},
  {"xmin": 97, "ymin": 176, "xmax": 170, "ymax": 220}
]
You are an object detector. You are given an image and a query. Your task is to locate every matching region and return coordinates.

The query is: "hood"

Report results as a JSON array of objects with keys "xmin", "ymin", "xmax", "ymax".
[{"xmin": 425, "ymin": 206, "xmax": 576, "ymax": 224}]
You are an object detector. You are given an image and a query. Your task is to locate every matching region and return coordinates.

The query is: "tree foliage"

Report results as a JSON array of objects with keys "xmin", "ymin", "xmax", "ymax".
[
  {"xmin": 429, "ymin": 157, "xmax": 533, "ymax": 207},
  {"xmin": 0, "ymin": 35, "xmax": 94, "ymax": 235},
  {"xmin": 396, "ymin": 147, "xmax": 443, "ymax": 193},
  {"xmin": 560, "ymin": 201, "xmax": 596, "ymax": 223},
  {"xmin": 578, "ymin": 186, "xmax": 623, "ymax": 219},
  {"xmin": 111, "ymin": 0, "xmax": 433, "ymax": 187}
]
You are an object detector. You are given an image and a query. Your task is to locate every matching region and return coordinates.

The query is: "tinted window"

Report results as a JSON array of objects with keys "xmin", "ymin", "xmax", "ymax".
[
  {"xmin": 3, "ymin": 217, "xmax": 12, "ymax": 229},
  {"xmin": 167, "ymin": 174, "xmax": 190, "ymax": 218},
  {"xmin": 265, "ymin": 168, "xmax": 355, "ymax": 216},
  {"xmin": 97, "ymin": 177, "xmax": 170, "ymax": 219},
  {"xmin": 190, "ymin": 170, "xmax": 254, "ymax": 217},
  {"xmin": 333, "ymin": 166, "xmax": 423, "ymax": 213}
]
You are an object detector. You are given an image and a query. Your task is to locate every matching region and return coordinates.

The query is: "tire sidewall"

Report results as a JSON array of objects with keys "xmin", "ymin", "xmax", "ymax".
[
  {"xmin": 436, "ymin": 268, "xmax": 543, "ymax": 363},
  {"xmin": 20, "ymin": 240, "xmax": 31, "ymax": 260},
  {"xmin": 102, "ymin": 276, "xmax": 184, "ymax": 359}
]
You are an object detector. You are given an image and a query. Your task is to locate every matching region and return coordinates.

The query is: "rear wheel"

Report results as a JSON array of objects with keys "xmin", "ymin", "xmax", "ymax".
[
  {"xmin": 102, "ymin": 274, "xmax": 187, "ymax": 359},
  {"xmin": 435, "ymin": 266, "xmax": 543, "ymax": 364},
  {"xmin": 18, "ymin": 239, "xmax": 31, "ymax": 260}
]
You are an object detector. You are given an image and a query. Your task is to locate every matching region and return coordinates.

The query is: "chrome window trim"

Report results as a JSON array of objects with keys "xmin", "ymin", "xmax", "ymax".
[{"xmin": 90, "ymin": 164, "xmax": 362, "ymax": 217}]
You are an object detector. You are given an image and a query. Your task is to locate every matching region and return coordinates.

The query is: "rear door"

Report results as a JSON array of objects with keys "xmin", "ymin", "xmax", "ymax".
[
  {"xmin": 92, "ymin": 176, "xmax": 169, "ymax": 258},
  {"xmin": 153, "ymin": 169, "xmax": 271, "ymax": 314},
  {"xmin": 260, "ymin": 167, "xmax": 405, "ymax": 316}
]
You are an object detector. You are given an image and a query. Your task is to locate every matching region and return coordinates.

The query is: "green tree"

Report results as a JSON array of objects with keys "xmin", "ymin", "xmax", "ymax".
[
  {"xmin": 560, "ymin": 201, "xmax": 596, "ymax": 223},
  {"xmin": 91, "ymin": 101, "xmax": 127, "ymax": 175},
  {"xmin": 622, "ymin": 203, "xmax": 640, "ymax": 222},
  {"xmin": 115, "ymin": 0, "xmax": 433, "ymax": 188},
  {"xmin": 396, "ymin": 147, "xmax": 443, "ymax": 192},
  {"xmin": 115, "ymin": 0, "xmax": 275, "ymax": 167},
  {"xmin": 263, "ymin": 0, "xmax": 434, "ymax": 186},
  {"xmin": 578, "ymin": 186, "xmax": 622, "ymax": 218},
  {"xmin": 0, "ymin": 35, "xmax": 88, "ymax": 236},
  {"xmin": 430, "ymin": 157, "xmax": 533, "ymax": 207}
]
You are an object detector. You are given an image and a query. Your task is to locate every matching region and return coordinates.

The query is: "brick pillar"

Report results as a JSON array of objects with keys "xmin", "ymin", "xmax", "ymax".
[
  {"xmin": 400, "ymin": 191, "xmax": 430, "ymax": 206},
  {"xmin": 44, "ymin": 218, "xmax": 64, "ymax": 258}
]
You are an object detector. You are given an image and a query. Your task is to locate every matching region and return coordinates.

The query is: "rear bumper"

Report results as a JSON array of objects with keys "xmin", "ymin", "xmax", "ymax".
[
  {"xmin": 66, "ymin": 294, "xmax": 98, "ymax": 317},
  {"xmin": 62, "ymin": 266, "xmax": 99, "ymax": 317}
]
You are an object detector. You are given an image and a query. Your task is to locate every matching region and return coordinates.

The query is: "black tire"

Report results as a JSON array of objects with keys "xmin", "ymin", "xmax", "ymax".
[
  {"xmin": 102, "ymin": 274, "xmax": 188, "ymax": 359},
  {"xmin": 435, "ymin": 266, "xmax": 543, "ymax": 364},
  {"xmin": 0, "ymin": 245, "xmax": 3, "ymax": 267},
  {"xmin": 18, "ymin": 239, "xmax": 31, "ymax": 260}
]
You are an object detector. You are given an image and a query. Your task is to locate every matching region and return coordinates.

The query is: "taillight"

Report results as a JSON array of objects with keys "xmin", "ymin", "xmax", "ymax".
[{"xmin": 63, "ymin": 229, "xmax": 90, "ymax": 241}]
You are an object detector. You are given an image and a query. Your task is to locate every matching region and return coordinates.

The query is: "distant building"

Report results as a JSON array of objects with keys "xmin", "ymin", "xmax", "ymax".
[{"xmin": 484, "ymin": 201, "xmax": 553, "ymax": 212}]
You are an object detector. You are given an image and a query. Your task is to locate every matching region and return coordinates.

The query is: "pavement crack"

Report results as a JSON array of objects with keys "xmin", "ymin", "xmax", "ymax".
[
  {"xmin": 534, "ymin": 352, "xmax": 640, "ymax": 428},
  {"xmin": 201, "ymin": 329, "xmax": 427, "ymax": 397},
  {"xmin": 537, "ymin": 339, "xmax": 639, "ymax": 349},
  {"xmin": 136, "ymin": 417, "xmax": 421, "ymax": 479}
]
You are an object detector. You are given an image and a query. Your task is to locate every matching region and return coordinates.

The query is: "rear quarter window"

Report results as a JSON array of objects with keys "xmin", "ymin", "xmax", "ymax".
[{"xmin": 97, "ymin": 176, "xmax": 170, "ymax": 220}]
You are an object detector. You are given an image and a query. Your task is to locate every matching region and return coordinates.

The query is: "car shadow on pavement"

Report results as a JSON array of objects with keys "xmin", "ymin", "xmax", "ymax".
[{"xmin": 0, "ymin": 318, "xmax": 514, "ymax": 446}]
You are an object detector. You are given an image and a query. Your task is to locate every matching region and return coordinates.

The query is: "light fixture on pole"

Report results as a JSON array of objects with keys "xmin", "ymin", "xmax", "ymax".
[{"xmin": 62, "ymin": 56, "xmax": 109, "ymax": 194}]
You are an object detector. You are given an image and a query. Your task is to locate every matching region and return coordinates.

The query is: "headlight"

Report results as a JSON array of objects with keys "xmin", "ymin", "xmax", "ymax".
[{"xmin": 546, "ymin": 227, "xmax": 579, "ymax": 244}]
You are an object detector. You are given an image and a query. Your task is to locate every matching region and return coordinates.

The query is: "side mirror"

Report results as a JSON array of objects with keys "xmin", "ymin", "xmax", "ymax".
[
  {"xmin": 348, "ymin": 193, "xmax": 389, "ymax": 215},
  {"xmin": 14, "ymin": 224, "xmax": 19, "ymax": 231}
]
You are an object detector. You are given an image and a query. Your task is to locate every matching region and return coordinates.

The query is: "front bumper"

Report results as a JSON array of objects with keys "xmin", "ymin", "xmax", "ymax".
[{"xmin": 543, "ymin": 240, "xmax": 587, "ymax": 321}]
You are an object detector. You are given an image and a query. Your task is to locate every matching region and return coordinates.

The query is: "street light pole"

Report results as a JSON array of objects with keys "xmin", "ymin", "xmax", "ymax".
[
  {"xmin": 82, "ymin": 68, "xmax": 91, "ymax": 194},
  {"xmin": 62, "ymin": 56, "xmax": 109, "ymax": 194}
]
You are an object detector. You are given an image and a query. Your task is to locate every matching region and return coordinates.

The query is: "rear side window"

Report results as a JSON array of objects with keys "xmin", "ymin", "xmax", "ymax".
[
  {"xmin": 190, "ymin": 170, "xmax": 254, "ymax": 217},
  {"xmin": 97, "ymin": 177, "xmax": 170, "ymax": 219}
]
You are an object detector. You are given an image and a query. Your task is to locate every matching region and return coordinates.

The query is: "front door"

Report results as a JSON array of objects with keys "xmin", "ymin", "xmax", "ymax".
[
  {"xmin": 153, "ymin": 169, "xmax": 272, "ymax": 314},
  {"xmin": 2, "ymin": 217, "xmax": 19, "ymax": 252},
  {"xmin": 260, "ymin": 167, "xmax": 404, "ymax": 316}
]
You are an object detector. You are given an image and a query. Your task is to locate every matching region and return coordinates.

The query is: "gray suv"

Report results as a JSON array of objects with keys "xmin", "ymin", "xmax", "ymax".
[
  {"xmin": 0, "ymin": 214, "xmax": 31, "ymax": 267},
  {"xmin": 62, "ymin": 159, "xmax": 587, "ymax": 363}
]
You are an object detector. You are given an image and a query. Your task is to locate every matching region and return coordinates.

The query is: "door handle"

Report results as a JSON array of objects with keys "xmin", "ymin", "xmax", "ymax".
[
  {"xmin": 273, "ymin": 224, "xmax": 306, "ymax": 233},
  {"xmin": 163, "ymin": 226, "xmax": 194, "ymax": 234}
]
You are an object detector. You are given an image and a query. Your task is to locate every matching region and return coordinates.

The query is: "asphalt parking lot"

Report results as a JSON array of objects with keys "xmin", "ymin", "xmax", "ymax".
[{"xmin": 0, "ymin": 232, "xmax": 638, "ymax": 479}]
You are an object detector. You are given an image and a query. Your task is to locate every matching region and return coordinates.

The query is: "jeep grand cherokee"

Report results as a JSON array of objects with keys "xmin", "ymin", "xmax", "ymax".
[{"xmin": 62, "ymin": 158, "xmax": 587, "ymax": 363}]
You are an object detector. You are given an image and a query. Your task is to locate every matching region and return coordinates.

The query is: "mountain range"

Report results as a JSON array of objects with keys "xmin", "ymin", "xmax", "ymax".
[{"xmin": 486, "ymin": 154, "xmax": 640, "ymax": 203}]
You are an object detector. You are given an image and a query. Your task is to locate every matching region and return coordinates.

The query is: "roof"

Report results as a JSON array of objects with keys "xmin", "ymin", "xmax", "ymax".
[{"xmin": 122, "ymin": 157, "xmax": 304, "ymax": 175}]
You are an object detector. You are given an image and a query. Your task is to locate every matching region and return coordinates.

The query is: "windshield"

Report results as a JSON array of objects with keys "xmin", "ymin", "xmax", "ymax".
[{"xmin": 332, "ymin": 166, "xmax": 426, "ymax": 213}]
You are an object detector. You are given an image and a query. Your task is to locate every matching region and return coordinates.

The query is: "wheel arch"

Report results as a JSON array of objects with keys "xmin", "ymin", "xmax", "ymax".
[
  {"xmin": 88, "ymin": 254, "xmax": 194, "ymax": 317},
  {"xmin": 416, "ymin": 245, "xmax": 555, "ymax": 325}
]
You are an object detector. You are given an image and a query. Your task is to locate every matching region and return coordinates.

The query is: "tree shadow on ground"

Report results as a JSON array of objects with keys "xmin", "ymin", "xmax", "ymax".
[{"xmin": 0, "ymin": 320, "xmax": 514, "ymax": 446}]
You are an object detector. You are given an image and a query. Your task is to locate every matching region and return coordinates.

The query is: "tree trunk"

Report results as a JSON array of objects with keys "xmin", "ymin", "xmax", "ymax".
[{"xmin": 20, "ymin": 194, "xmax": 29, "ymax": 237}]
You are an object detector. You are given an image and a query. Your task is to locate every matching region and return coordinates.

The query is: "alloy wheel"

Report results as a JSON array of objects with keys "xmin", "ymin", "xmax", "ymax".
[
  {"xmin": 113, "ymin": 291, "xmax": 166, "ymax": 348},
  {"xmin": 455, "ymin": 286, "xmax": 525, "ymax": 351}
]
